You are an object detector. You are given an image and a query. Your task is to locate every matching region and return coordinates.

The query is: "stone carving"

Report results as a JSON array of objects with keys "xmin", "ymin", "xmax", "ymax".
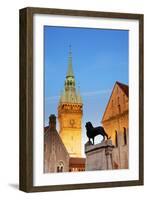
[{"xmin": 85, "ymin": 122, "xmax": 110, "ymax": 145}]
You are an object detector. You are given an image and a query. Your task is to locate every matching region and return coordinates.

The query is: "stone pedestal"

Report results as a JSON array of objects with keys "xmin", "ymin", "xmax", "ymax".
[{"xmin": 85, "ymin": 140, "xmax": 114, "ymax": 171}]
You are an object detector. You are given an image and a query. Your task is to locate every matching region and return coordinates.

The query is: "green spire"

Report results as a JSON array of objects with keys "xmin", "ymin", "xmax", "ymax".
[
  {"xmin": 59, "ymin": 46, "xmax": 82, "ymax": 104},
  {"xmin": 66, "ymin": 45, "xmax": 74, "ymax": 77}
]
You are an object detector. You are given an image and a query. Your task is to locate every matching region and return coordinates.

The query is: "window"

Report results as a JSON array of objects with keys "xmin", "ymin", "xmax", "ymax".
[
  {"xmin": 123, "ymin": 127, "xmax": 127, "ymax": 145},
  {"xmin": 57, "ymin": 166, "xmax": 60, "ymax": 172},
  {"xmin": 118, "ymin": 104, "xmax": 121, "ymax": 114},
  {"xmin": 57, "ymin": 161, "xmax": 64, "ymax": 172},
  {"xmin": 115, "ymin": 131, "xmax": 118, "ymax": 147}
]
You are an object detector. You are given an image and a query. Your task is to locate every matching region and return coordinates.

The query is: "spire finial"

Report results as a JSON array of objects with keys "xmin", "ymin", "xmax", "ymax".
[{"xmin": 66, "ymin": 45, "xmax": 74, "ymax": 77}]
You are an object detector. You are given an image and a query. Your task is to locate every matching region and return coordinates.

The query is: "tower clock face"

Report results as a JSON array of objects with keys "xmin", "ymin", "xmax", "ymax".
[{"xmin": 69, "ymin": 119, "xmax": 75, "ymax": 127}]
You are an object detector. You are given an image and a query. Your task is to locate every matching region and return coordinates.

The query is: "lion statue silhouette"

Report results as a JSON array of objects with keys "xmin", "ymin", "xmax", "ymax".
[{"xmin": 85, "ymin": 122, "xmax": 110, "ymax": 145}]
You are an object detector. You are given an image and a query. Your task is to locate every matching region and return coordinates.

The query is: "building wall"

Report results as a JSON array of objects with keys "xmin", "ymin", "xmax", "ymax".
[
  {"xmin": 112, "ymin": 131, "xmax": 129, "ymax": 169},
  {"xmin": 102, "ymin": 114, "xmax": 128, "ymax": 145},
  {"xmin": 44, "ymin": 116, "xmax": 69, "ymax": 173},
  {"xmin": 102, "ymin": 83, "xmax": 129, "ymax": 169},
  {"xmin": 102, "ymin": 83, "xmax": 128, "ymax": 146}
]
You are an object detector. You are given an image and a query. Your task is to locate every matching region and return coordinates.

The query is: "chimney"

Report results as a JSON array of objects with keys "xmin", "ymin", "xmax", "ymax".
[{"xmin": 49, "ymin": 114, "xmax": 56, "ymax": 130}]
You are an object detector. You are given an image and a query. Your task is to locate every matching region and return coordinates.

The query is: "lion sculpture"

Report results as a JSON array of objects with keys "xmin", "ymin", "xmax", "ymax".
[{"xmin": 85, "ymin": 122, "xmax": 110, "ymax": 145}]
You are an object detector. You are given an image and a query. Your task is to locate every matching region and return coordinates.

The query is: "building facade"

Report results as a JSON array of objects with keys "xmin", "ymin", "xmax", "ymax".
[
  {"xmin": 44, "ymin": 115, "xmax": 69, "ymax": 173},
  {"xmin": 58, "ymin": 47, "xmax": 83, "ymax": 157},
  {"xmin": 101, "ymin": 81, "xmax": 129, "ymax": 169}
]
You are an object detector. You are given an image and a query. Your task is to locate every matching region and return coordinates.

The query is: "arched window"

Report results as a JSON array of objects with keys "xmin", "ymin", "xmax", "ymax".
[
  {"xmin": 118, "ymin": 105, "xmax": 121, "ymax": 114},
  {"xmin": 115, "ymin": 131, "xmax": 118, "ymax": 147},
  {"xmin": 57, "ymin": 166, "xmax": 60, "ymax": 172},
  {"xmin": 57, "ymin": 161, "xmax": 64, "ymax": 173},
  {"xmin": 123, "ymin": 127, "xmax": 127, "ymax": 145}
]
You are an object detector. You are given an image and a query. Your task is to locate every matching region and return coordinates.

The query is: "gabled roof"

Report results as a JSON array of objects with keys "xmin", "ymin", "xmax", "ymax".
[
  {"xmin": 101, "ymin": 81, "xmax": 129, "ymax": 123},
  {"xmin": 116, "ymin": 81, "xmax": 129, "ymax": 97},
  {"xmin": 44, "ymin": 126, "xmax": 69, "ymax": 156}
]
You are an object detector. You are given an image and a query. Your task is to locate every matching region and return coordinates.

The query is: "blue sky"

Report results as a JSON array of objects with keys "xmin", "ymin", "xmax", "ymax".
[{"xmin": 44, "ymin": 26, "xmax": 128, "ymax": 147}]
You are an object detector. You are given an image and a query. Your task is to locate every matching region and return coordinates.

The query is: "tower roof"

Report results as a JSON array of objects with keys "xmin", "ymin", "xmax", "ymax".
[
  {"xmin": 59, "ymin": 46, "xmax": 82, "ymax": 104},
  {"xmin": 66, "ymin": 45, "xmax": 74, "ymax": 77}
]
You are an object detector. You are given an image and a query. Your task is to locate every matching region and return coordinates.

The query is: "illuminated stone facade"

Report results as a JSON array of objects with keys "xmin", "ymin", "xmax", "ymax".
[
  {"xmin": 58, "ymin": 104, "xmax": 82, "ymax": 157},
  {"xmin": 58, "ymin": 47, "xmax": 83, "ymax": 157},
  {"xmin": 101, "ymin": 81, "xmax": 128, "ymax": 145},
  {"xmin": 101, "ymin": 81, "xmax": 129, "ymax": 169}
]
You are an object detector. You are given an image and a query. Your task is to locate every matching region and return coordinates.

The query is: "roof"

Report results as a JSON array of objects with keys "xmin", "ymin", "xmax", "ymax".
[
  {"xmin": 44, "ymin": 125, "xmax": 69, "ymax": 156},
  {"xmin": 101, "ymin": 81, "xmax": 129, "ymax": 123},
  {"xmin": 44, "ymin": 126, "xmax": 49, "ymax": 133},
  {"xmin": 116, "ymin": 81, "xmax": 129, "ymax": 97},
  {"xmin": 69, "ymin": 157, "xmax": 86, "ymax": 165}
]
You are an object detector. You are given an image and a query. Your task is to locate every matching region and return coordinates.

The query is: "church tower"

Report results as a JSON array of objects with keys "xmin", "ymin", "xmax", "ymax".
[{"xmin": 58, "ymin": 46, "xmax": 83, "ymax": 157}]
